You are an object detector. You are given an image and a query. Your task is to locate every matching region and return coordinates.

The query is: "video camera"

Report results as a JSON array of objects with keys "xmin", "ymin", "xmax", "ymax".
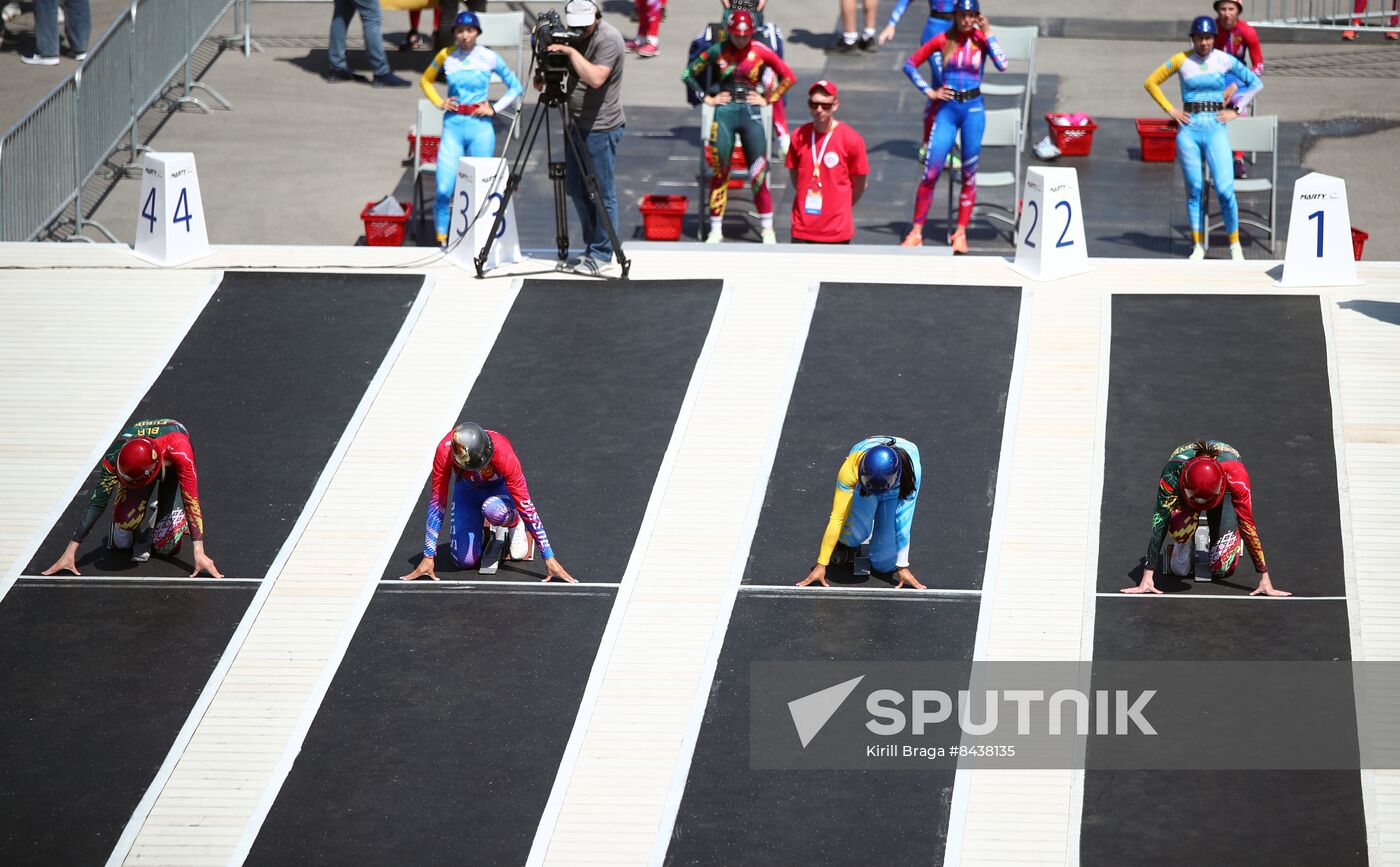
[{"xmin": 531, "ymin": 10, "xmax": 582, "ymax": 104}]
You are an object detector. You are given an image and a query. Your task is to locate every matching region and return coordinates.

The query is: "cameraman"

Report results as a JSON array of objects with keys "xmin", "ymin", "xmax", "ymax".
[{"xmin": 539, "ymin": 0, "xmax": 626, "ymax": 277}]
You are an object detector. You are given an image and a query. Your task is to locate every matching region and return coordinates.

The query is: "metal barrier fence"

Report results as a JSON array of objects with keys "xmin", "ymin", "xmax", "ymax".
[
  {"xmin": 1257, "ymin": 0, "xmax": 1399, "ymax": 31},
  {"xmin": 0, "ymin": 0, "xmax": 237, "ymax": 242}
]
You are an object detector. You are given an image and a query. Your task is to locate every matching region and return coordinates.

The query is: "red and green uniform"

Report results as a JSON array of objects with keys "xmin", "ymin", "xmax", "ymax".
[
  {"xmin": 73, "ymin": 418, "xmax": 205, "ymax": 547},
  {"xmin": 682, "ymin": 40, "xmax": 796, "ymax": 219},
  {"xmin": 1146, "ymin": 440, "xmax": 1266, "ymax": 573}
]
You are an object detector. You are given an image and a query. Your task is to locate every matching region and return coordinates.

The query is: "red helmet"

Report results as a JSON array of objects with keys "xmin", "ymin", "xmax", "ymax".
[
  {"xmin": 728, "ymin": 9, "xmax": 756, "ymax": 37},
  {"xmin": 1180, "ymin": 455, "xmax": 1226, "ymax": 510},
  {"xmin": 116, "ymin": 437, "xmax": 162, "ymax": 488}
]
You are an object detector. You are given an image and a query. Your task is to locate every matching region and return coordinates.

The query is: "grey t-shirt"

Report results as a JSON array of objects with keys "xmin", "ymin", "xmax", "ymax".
[{"xmin": 568, "ymin": 20, "xmax": 626, "ymax": 132}]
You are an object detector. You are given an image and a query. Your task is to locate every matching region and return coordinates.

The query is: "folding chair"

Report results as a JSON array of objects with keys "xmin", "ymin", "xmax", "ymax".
[
  {"xmin": 696, "ymin": 101, "xmax": 773, "ymax": 239},
  {"xmin": 412, "ymin": 98, "xmax": 444, "ymax": 243},
  {"xmin": 979, "ymin": 25, "xmax": 1037, "ymax": 137},
  {"xmin": 1204, "ymin": 114, "xmax": 1278, "ymax": 253},
  {"xmin": 477, "ymin": 11, "xmax": 526, "ymax": 139},
  {"xmin": 946, "ymin": 107, "xmax": 1022, "ymax": 243}
]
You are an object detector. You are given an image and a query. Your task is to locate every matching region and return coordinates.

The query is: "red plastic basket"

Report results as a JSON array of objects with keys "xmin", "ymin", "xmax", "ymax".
[
  {"xmin": 1351, "ymin": 227, "xmax": 1368, "ymax": 261},
  {"xmin": 407, "ymin": 131, "xmax": 442, "ymax": 165},
  {"xmin": 361, "ymin": 202, "xmax": 413, "ymax": 246},
  {"xmin": 1135, "ymin": 118, "xmax": 1178, "ymax": 162},
  {"xmin": 1045, "ymin": 113, "xmax": 1099, "ymax": 156},
  {"xmin": 639, "ymin": 194, "xmax": 688, "ymax": 241}
]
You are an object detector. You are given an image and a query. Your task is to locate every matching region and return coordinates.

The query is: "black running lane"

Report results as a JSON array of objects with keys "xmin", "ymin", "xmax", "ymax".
[
  {"xmin": 1, "ymin": 273, "xmax": 420, "ymax": 867},
  {"xmin": 246, "ymin": 585, "xmax": 616, "ymax": 866},
  {"xmin": 745, "ymin": 283, "xmax": 1022, "ymax": 589},
  {"xmin": 383, "ymin": 279, "xmax": 721, "ymax": 583},
  {"xmin": 1086, "ymin": 294, "xmax": 1366, "ymax": 866},
  {"xmin": 665, "ymin": 594, "xmax": 980, "ymax": 866},
  {"xmin": 25, "ymin": 272, "xmax": 422, "ymax": 580}
]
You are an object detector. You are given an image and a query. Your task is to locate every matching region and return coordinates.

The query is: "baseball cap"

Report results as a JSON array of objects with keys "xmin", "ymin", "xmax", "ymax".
[
  {"xmin": 809, "ymin": 80, "xmax": 838, "ymax": 98},
  {"xmin": 565, "ymin": 0, "xmax": 598, "ymax": 26}
]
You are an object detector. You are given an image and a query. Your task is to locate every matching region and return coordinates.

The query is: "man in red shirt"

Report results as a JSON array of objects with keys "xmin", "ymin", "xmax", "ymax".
[{"xmin": 785, "ymin": 80, "xmax": 869, "ymax": 244}]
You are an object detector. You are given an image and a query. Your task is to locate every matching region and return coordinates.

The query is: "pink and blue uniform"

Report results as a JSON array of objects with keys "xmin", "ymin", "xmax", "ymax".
[
  {"xmin": 887, "ymin": 0, "xmax": 956, "ymax": 76},
  {"xmin": 904, "ymin": 29, "xmax": 1007, "ymax": 230},
  {"xmin": 423, "ymin": 429, "xmax": 553, "ymax": 566}
]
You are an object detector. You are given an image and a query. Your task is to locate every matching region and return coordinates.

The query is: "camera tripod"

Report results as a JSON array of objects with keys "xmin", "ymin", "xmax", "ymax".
[{"xmin": 474, "ymin": 95, "xmax": 631, "ymax": 279}]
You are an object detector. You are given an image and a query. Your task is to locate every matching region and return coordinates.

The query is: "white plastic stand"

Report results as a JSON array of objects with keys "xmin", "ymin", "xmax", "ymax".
[
  {"xmin": 1006, "ymin": 166, "xmax": 1093, "ymax": 282},
  {"xmin": 1278, "ymin": 172, "xmax": 1363, "ymax": 287},
  {"xmin": 445, "ymin": 157, "xmax": 522, "ymax": 273},
  {"xmin": 131, "ymin": 152, "xmax": 213, "ymax": 266}
]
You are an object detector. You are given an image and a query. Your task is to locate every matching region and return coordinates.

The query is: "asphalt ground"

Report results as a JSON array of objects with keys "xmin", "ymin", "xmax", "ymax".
[{"xmin": 1, "ymin": 1, "xmax": 1395, "ymax": 257}]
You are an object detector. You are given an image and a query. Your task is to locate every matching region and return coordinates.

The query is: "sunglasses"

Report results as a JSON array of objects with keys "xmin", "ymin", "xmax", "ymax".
[{"xmin": 808, "ymin": 100, "xmax": 836, "ymax": 109}]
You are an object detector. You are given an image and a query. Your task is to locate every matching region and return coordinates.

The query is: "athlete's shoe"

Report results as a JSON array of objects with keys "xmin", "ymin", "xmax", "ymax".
[
  {"xmin": 900, "ymin": 230, "xmax": 923, "ymax": 247},
  {"xmin": 950, "ymin": 229, "xmax": 969, "ymax": 254},
  {"xmin": 1387, "ymin": 30, "xmax": 1399, "ymax": 39},
  {"xmin": 624, "ymin": 37, "xmax": 644, "ymax": 52},
  {"xmin": 21, "ymin": 54, "xmax": 60, "ymax": 65},
  {"xmin": 1168, "ymin": 539, "xmax": 1194, "ymax": 577},
  {"xmin": 760, "ymin": 228, "xmax": 777, "ymax": 244},
  {"xmin": 858, "ymin": 33, "xmax": 877, "ymax": 52},
  {"xmin": 635, "ymin": 42, "xmax": 659, "ymax": 58},
  {"xmin": 1233, "ymin": 157, "xmax": 1247, "ymax": 179},
  {"xmin": 705, "ymin": 230, "xmax": 723, "ymax": 243},
  {"xmin": 825, "ymin": 36, "xmax": 857, "ymax": 54},
  {"xmin": 1341, "ymin": 29, "xmax": 1359, "ymax": 39},
  {"xmin": 1033, "ymin": 135, "xmax": 1062, "ymax": 161},
  {"xmin": 1189, "ymin": 244, "xmax": 1206, "ymax": 260},
  {"xmin": 506, "ymin": 522, "xmax": 534, "ymax": 561},
  {"xmin": 1230, "ymin": 242, "xmax": 1245, "ymax": 261}
]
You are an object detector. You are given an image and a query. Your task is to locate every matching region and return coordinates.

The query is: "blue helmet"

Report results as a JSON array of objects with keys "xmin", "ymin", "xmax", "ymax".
[
  {"xmin": 1190, "ymin": 15, "xmax": 1217, "ymax": 35},
  {"xmin": 454, "ymin": 11, "xmax": 481, "ymax": 31},
  {"xmin": 858, "ymin": 445, "xmax": 902, "ymax": 495},
  {"xmin": 952, "ymin": 0, "xmax": 980, "ymax": 12}
]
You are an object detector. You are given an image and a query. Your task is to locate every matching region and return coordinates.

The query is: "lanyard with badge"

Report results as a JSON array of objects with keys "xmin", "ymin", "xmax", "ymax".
[{"xmin": 803, "ymin": 121, "xmax": 838, "ymax": 216}]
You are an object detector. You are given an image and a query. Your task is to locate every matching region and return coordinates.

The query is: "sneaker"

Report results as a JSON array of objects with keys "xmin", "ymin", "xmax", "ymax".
[
  {"xmin": 21, "ymin": 54, "xmax": 60, "ymax": 65},
  {"xmin": 399, "ymin": 31, "xmax": 422, "ymax": 51},
  {"xmin": 1, "ymin": 3, "xmax": 20, "ymax": 23},
  {"xmin": 1341, "ymin": 29, "xmax": 1359, "ymax": 39},
  {"xmin": 635, "ymin": 42, "xmax": 659, "ymax": 58},
  {"xmin": 1233, "ymin": 157, "xmax": 1247, "ymax": 179},
  {"xmin": 72, "ymin": 51, "xmax": 87, "ymax": 61},
  {"xmin": 1387, "ymin": 30, "xmax": 1399, "ymax": 39},
  {"xmin": 825, "ymin": 37, "xmax": 857, "ymax": 54},
  {"xmin": 1168, "ymin": 539, "xmax": 1193, "ymax": 577},
  {"xmin": 1188, "ymin": 244, "xmax": 1206, "ymax": 260},
  {"xmin": 322, "ymin": 65, "xmax": 357, "ymax": 82},
  {"xmin": 858, "ymin": 33, "xmax": 877, "ymax": 52},
  {"xmin": 705, "ymin": 230, "xmax": 723, "ymax": 243},
  {"xmin": 900, "ymin": 230, "xmax": 923, "ymax": 247},
  {"xmin": 1230, "ymin": 242, "xmax": 1245, "ymax": 261},
  {"xmin": 624, "ymin": 37, "xmax": 644, "ymax": 52},
  {"xmin": 372, "ymin": 72, "xmax": 412, "ymax": 88},
  {"xmin": 950, "ymin": 229, "xmax": 968, "ymax": 254},
  {"xmin": 760, "ymin": 227, "xmax": 777, "ymax": 244},
  {"xmin": 1034, "ymin": 135, "xmax": 1062, "ymax": 160},
  {"xmin": 570, "ymin": 256, "xmax": 604, "ymax": 276}
]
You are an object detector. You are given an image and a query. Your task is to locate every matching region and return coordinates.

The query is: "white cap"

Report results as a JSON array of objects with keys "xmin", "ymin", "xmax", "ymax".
[{"xmin": 565, "ymin": 0, "xmax": 598, "ymax": 26}]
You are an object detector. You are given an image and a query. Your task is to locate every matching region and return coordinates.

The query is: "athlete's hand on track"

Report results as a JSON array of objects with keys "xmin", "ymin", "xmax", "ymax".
[
  {"xmin": 41, "ymin": 541, "xmax": 81, "ymax": 576},
  {"xmin": 1122, "ymin": 568, "xmax": 1163, "ymax": 594},
  {"xmin": 1249, "ymin": 572, "xmax": 1291, "ymax": 597},
  {"xmin": 191, "ymin": 542, "xmax": 223, "ymax": 578},
  {"xmin": 894, "ymin": 567, "xmax": 926, "ymax": 590},
  {"xmin": 543, "ymin": 557, "xmax": 577, "ymax": 583},
  {"xmin": 877, "ymin": 24, "xmax": 896, "ymax": 45},
  {"xmin": 1169, "ymin": 108, "xmax": 1193, "ymax": 127},
  {"xmin": 401, "ymin": 556, "xmax": 440, "ymax": 581},
  {"xmin": 797, "ymin": 564, "xmax": 829, "ymax": 587}
]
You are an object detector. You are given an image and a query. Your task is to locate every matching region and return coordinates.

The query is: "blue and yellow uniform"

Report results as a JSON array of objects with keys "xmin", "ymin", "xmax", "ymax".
[
  {"xmin": 420, "ymin": 45, "xmax": 524, "ymax": 241},
  {"xmin": 817, "ymin": 435, "xmax": 922, "ymax": 572},
  {"xmin": 1145, "ymin": 49, "xmax": 1261, "ymax": 246}
]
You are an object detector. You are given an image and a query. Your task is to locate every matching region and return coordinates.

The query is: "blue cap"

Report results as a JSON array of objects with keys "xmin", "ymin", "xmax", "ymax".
[
  {"xmin": 858, "ymin": 445, "xmax": 902, "ymax": 495},
  {"xmin": 454, "ymin": 11, "xmax": 481, "ymax": 30},
  {"xmin": 952, "ymin": 0, "xmax": 980, "ymax": 13},
  {"xmin": 1190, "ymin": 15, "xmax": 1217, "ymax": 35}
]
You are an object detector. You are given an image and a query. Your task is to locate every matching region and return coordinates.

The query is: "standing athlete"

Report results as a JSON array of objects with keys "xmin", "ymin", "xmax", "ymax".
[
  {"xmin": 401, "ymin": 422, "xmax": 576, "ymax": 582},
  {"xmin": 1213, "ymin": 0, "xmax": 1264, "ymax": 179},
  {"xmin": 1123, "ymin": 438, "xmax": 1288, "ymax": 597},
  {"xmin": 42, "ymin": 418, "xmax": 222, "ymax": 578},
  {"xmin": 419, "ymin": 11, "xmax": 524, "ymax": 247},
  {"xmin": 879, "ymin": 0, "xmax": 956, "ymax": 69},
  {"xmin": 683, "ymin": 9, "xmax": 796, "ymax": 244},
  {"xmin": 799, "ymin": 436, "xmax": 927, "ymax": 590}
]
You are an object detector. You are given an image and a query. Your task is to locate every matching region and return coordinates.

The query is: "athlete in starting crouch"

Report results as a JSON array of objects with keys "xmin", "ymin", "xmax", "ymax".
[
  {"xmin": 799, "ymin": 436, "xmax": 926, "ymax": 590},
  {"xmin": 1144, "ymin": 16, "xmax": 1261, "ymax": 261},
  {"xmin": 42, "ymin": 417, "xmax": 222, "ymax": 578},
  {"xmin": 1123, "ymin": 438, "xmax": 1288, "ymax": 597},
  {"xmin": 401, "ymin": 422, "xmax": 576, "ymax": 582},
  {"xmin": 419, "ymin": 11, "xmax": 524, "ymax": 247}
]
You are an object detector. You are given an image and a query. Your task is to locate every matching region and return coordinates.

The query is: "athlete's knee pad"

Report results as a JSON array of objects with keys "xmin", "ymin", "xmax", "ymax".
[
  {"xmin": 481, "ymin": 495, "xmax": 518, "ymax": 528},
  {"xmin": 1167, "ymin": 509, "xmax": 1199, "ymax": 545},
  {"xmin": 1209, "ymin": 529, "xmax": 1244, "ymax": 579},
  {"xmin": 153, "ymin": 506, "xmax": 188, "ymax": 555}
]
